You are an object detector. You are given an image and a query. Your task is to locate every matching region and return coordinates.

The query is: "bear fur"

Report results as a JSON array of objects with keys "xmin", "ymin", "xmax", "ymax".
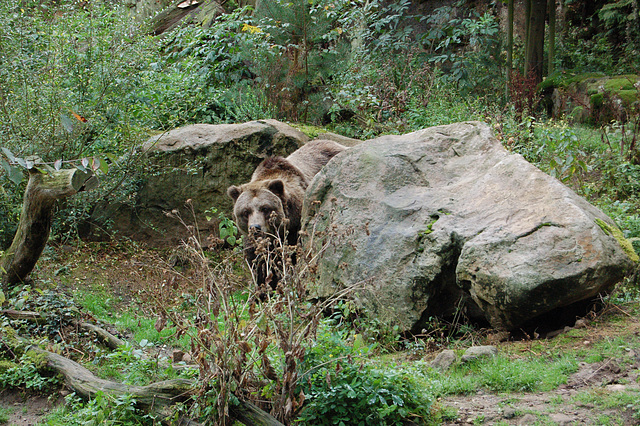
[{"xmin": 227, "ymin": 139, "xmax": 347, "ymax": 246}]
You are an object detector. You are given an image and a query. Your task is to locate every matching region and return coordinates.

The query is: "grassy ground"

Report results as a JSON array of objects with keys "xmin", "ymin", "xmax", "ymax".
[{"xmin": 1, "ymin": 239, "xmax": 639, "ymax": 425}]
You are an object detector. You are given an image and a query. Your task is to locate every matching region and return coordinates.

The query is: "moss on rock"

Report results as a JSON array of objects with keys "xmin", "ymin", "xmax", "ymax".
[{"xmin": 595, "ymin": 218, "xmax": 640, "ymax": 262}]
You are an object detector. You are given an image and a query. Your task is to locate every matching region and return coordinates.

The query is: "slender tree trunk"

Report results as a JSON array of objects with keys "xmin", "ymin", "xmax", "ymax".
[
  {"xmin": 506, "ymin": 0, "xmax": 514, "ymax": 99},
  {"xmin": 0, "ymin": 168, "xmax": 98, "ymax": 289},
  {"xmin": 524, "ymin": 0, "xmax": 532, "ymax": 75},
  {"xmin": 548, "ymin": 0, "xmax": 556, "ymax": 75},
  {"xmin": 526, "ymin": 0, "xmax": 547, "ymax": 84}
]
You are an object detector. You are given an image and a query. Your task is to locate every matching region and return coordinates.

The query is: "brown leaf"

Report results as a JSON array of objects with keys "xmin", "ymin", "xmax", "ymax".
[
  {"xmin": 262, "ymin": 353, "xmax": 278, "ymax": 381},
  {"xmin": 239, "ymin": 340, "xmax": 251, "ymax": 353},
  {"xmin": 154, "ymin": 315, "xmax": 166, "ymax": 333}
]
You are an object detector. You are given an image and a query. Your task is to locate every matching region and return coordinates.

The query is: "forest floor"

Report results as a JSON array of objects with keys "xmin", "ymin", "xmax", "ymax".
[{"xmin": 2, "ymin": 243, "xmax": 640, "ymax": 425}]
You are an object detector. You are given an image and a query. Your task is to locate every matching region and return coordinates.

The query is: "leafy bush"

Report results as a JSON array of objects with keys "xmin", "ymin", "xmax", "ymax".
[
  {"xmin": 57, "ymin": 391, "xmax": 156, "ymax": 426},
  {"xmin": 0, "ymin": 352, "xmax": 60, "ymax": 392},
  {"xmin": 421, "ymin": 6, "xmax": 504, "ymax": 98},
  {"xmin": 296, "ymin": 320, "xmax": 434, "ymax": 425},
  {"xmin": 0, "ymin": 1, "xmax": 154, "ymax": 158},
  {"xmin": 147, "ymin": 7, "xmax": 278, "ymax": 126},
  {"xmin": 298, "ymin": 361, "xmax": 434, "ymax": 425}
]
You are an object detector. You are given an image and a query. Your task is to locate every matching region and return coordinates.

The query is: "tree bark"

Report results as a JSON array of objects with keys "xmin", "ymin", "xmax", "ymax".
[
  {"xmin": 506, "ymin": 0, "xmax": 514, "ymax": 99},
  {"xmin": 548, "ymin": 0, "xmax": 556, "ymax": 75},
  {"xmin": 1, "ymin": 168, "xmax": 98, "ymax": 289},
  {"xmin": 525, "ymin": 0, "xmax": 547, "ymax": 84},
  {"xmin": 34, "ymin": 347, "xmax": 194, "ymax": 410},
  {"xmin": 524, "ymin": 0, "xmax": 532, "ymax": 74}
]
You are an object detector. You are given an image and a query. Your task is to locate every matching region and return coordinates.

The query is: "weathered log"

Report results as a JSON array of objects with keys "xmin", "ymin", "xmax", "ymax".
[
  {"xmin": 32, "ymin": 345, "xmax": 284, "ymax": 425},
  {"xmin": 0, "ymin": 309, "xmax": 47, "ymax": 323},
  {"xmin": 79, "ymin": 321, "xmax": 126, "ymax": 350},
  {"xmin": 1, "ymin": 168, "xmax": 98, "ymax": 288},
  {"xmin": 148, "ymin": 0, "xmax": 224, "ymax": 36},
  {"xmin": 230, "ymin": 400, "xmax": 285, "ymax": 426},
  {"xmin": 0, "ymin": 310, "xmax": 125, "ymax": 349},
  {"xmin": 33, "ymin": 347, "xmax": 194, "ymax": 409}
]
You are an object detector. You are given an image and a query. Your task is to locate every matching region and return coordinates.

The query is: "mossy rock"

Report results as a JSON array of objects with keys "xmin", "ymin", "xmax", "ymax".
[
  {"xmin": 549, "ymin": 71, "xmax": 640, "ymax": 124},
  {"xmin": 539, "ymin": 70, "xmax": 606, "ymax": 91},
  {"xmin": 604, "ymin": 75, "xmax": 638, "ymax": 92},
  {"xmin": 591, "ymin": 93, "xmax": 605, "ymax": 109},
  {"xmin": 595, "ymin": 218, "xmax": 640, "ymax": 263},
  {"xmin": 618, "ymin": 89, "xmax": 639, "ymax": 105}
]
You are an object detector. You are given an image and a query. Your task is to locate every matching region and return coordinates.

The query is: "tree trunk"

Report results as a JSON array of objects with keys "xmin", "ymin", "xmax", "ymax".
[
  {"xmin": 525, "ymin": 0, "xmax": 547, "ymax": 84},
  {"xmin": 1, "ymin": 168, "xmax": 98, "ymax": 289},
  {"xmin": 524, "ymin": 0, "xmax": 532, "ymax": 74},
  {"xmin": 548, "ymin": 0, "xmax": 556, "ymax": 75},
  {"xmin": 148, "ymin": 0, "xmax": 224, "ymax": 35},
  {"xmin": 506, "ymin": 0, "xmax": 514, "ymax": 99}
]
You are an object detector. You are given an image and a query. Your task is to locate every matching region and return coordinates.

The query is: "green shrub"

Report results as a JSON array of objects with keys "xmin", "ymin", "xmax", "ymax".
[
  {"xmin": 0, "ymin": 352, "xmax": 60, "ymax": 392},
  {"xmin": 298, "ymin": 361, "xmax": 435, "ymax": 425},
  {"xmin": 297, "ymin": 321, "xmax": 434, "ymax": 425},
  {"xmin": 56, "ymin": 391, "xmax": 156, "ymax": 426}
]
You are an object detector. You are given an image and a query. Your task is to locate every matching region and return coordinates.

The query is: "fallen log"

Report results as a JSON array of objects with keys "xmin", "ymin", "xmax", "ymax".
[
  {"xmin": 78, "ymin": 321, "xmax": 126, "ymax": 350},
  {"xmin": 32, "ymin": 346, "xmax": 284, "ymax": 425},
  {"xmin": 0, "ymin": 310, "xmax": 125, "ymax": 350},
  {"xmin": 33, "ymin": 346, "xmax": 194, "ymax": 409}
]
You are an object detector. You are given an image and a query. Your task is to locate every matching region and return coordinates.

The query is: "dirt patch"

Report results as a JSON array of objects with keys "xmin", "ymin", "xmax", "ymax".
[
  {"xmin": 442, "ymin": 358, "xmax": 640, "ymax": 425},
  {"xmin": 0, "ymin": 390, "xmax": 62, "ymax": 425}
]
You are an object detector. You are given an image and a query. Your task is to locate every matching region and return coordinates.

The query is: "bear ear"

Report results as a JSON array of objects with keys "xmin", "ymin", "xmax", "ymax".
[
  {"xmin": 267, "ymin": 179, "xmax": 285, "ymax": 198},
  {"xmin": 227, "ymin": 185, "xmax": 242, "ymax": 201}
]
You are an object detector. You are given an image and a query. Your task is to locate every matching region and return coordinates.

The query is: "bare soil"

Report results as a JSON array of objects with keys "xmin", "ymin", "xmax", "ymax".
[
  {"xmin": 2, "ymin": 243, "xmax": 640, "ymax": 425},
  {"xmin": 443, "ymin": 359, "xmax": 640, "ymax": 425},
  {"xmin": 0, "ymin": 390, "xmax": 62, "ymax": 426}
]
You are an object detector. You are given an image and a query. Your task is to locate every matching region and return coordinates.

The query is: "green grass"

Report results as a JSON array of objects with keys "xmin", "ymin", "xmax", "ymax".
[
  {"xmin": 426, "ymin": 353, "xmax": 579, "ymax": 396},
  {"xmin": 0, "ymin": 407, "xmax": 11, "ymax": 424},
  {"xmin": 573, "ymin": 388, "xmax": 640, "ymax": 420}
]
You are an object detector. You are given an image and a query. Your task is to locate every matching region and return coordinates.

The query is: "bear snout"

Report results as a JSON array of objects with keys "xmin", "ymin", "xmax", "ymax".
[{"xmin": 249, "ymin": 224, "xmax": 262, "ymax": 231}]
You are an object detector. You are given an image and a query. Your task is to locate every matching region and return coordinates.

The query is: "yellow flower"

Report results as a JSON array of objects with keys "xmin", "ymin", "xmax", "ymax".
[{"xmin": 241, "ymin": 23, "xmax": 262, "ymax": 34}]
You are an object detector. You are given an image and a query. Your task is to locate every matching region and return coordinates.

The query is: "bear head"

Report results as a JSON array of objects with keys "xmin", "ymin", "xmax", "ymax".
[{"xmin": 227, "ymin": 179, "xmax": 287, "ymax": 238}]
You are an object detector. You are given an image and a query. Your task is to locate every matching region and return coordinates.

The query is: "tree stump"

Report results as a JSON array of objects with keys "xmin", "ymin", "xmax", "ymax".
[{"xmin": 1, "ymin": 168, "xmax": 98, "ymax": 289}]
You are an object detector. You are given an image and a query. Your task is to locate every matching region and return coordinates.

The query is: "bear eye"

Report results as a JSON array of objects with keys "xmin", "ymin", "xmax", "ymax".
[
  {"xmin": 260, "ymin": 207, "xmax": 272, "ymax": 215},
  {"xmin": 241, "ymin": 209, "xmax": 251, "ymax": 218}
]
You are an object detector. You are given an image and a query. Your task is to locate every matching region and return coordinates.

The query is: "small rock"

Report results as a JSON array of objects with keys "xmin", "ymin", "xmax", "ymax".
[
  {"xmin": 607, "ymin": 378, "xmax": 626, "ymax": 389},
  {"xmin": 172, "ymin": 350, "xmax": 185, "ymax": 363},
  {"xmin": 430, "ymin": 349, "xmax": 457, "ymax": 371},
  {"xmin": 574, "ymin": 318, "xmax": 588, "ymax": 328},
  {"xmin": 461, "ymin": 345, "xmax": 498, "ymax": 362},
  {"xmin": 518, "ymin": 414, "xmax": 538, "ymax": 425},
  {"xmin": 182, "ymin": 352, "xmax": 192, "ymax": 363},
  {"xmin": 503, "ymin": 407, "xmax": 517, "ymax": 419},
  {"xmin": 545, "ymin": 328, "xmax": 565, "ymax": 339},
  {"xmin": 550, "ymin": 413, "xmax": 577, "ymax": 425}
]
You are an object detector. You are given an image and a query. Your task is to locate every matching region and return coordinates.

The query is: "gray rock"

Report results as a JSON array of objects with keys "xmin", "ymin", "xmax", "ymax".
[
  {"xmin": 518, "ymin": 413, "xmax": 538, "ymax": 425},
  {"xmin": 461, "ymin": 345, "xmax": 498, "ymax": 362},
  {"xmin": 87, "ymin": 120, "xmax": 308, "ymax": 246},
  {"xmin": 302, "ymin": 121, "xmax": 635, "ymax": 331},
  {"xmin": 549, "ymin": 413, "xmax": 577, "ymax": 425},
  {"xmin": 430, "ymin": 349, "xmax": 457, "ymax": 371},
  {"xmin": 502, "ymin": 407, "xmax": 517, "ymax": 419},
  {"xmin": 317, "ymin": 132, "xmax": 362, "ymax": 147}
]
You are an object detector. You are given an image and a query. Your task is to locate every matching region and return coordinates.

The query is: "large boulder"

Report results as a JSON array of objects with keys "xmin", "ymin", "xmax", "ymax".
[
  {"xmin": 87, "ymin": 120, "xmax": 308, "ymax": 246},
  {"xmin": 302, "ymin": 121, "xmax": 636, "ymax": 331}
]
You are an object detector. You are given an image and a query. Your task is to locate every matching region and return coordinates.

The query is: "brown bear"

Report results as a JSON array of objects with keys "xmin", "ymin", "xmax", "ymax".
[
  {"xmin": 227, "ymin": 139, "xmax": 347, "ymax": 287},
  {"xmin": 228, "ymin": 139, "xmax": 347, "ymax": 244}
]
